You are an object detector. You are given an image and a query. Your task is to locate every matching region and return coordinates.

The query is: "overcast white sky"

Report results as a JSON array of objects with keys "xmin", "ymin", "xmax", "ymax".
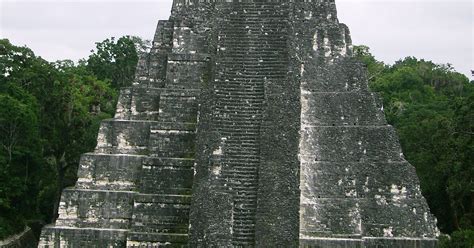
[{"xmin": 0, "ymin": 0, "xmax": 472, "ymax": 79}]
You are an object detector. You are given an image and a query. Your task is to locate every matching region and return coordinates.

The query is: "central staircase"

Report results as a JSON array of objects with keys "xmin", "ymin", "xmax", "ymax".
[{"xmin": 212, "ymin": 2, "xmax": 290, "ymax": 246}]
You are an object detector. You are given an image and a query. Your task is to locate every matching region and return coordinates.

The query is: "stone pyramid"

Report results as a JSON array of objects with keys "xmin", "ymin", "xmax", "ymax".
[{"xmin": 39, "ymin": 0, "xmax": 439, "ymax": 247}]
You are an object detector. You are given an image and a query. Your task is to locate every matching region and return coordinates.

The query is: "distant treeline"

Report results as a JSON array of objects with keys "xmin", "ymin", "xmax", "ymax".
[{"xmin": 0, "ymin": 39, "xmax": 472, "ymax": 247}]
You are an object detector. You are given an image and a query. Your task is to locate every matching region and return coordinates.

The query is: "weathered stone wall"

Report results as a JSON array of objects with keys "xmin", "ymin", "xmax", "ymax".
[
  {"xmin": 293, "ymin": 1, "xmax": 439, "ymax": 247},
  {"xmin": 39, "ymin": 0, "xmax": 439, "ymax": 247},
  {"xmin": 39, "ymin": 0, "xmax": 210, "ymax": 245}
]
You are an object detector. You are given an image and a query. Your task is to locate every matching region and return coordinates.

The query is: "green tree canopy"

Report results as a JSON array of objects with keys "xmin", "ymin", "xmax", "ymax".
[
  {"xmin": 86, "ymin": 36, "xmax": 142, "ymax": 89},
  {"xmin": 355, "ymin": 46, "xmax": 473, "ymax": 247}
]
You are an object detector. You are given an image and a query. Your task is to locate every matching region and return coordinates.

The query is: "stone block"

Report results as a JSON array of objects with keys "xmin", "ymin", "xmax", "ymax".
[
  {"xmin": 76, "ymin": 153, "xmax": 143, "ymax": 191},
  {"xmin": 300, "ymin": 126, "xmax": 405, "ymax": 162},
  {"xmin": 301, "ymin": 91, "xmax": 386, "ymax": 126},
  {"xmin": 301, "ymin": 58, "xmax": 368, "ymax": 93},
  {"xmin": 171, "ymin": 26, "xmax": 205, "ymax": 54},
  {"xmin": 300, "ymin": 198, "xmax": 362, "ymax": 238},
  {"xmin": 137, "ymin": 158, "xmax": 194, "ymax": 195},
  {"xmin": 165, "ymin": 59, "xmax": 208, "ymax": 89},
  {"xmin": 148, "ymin": 129, "xmax": 196, "ymax": 158},
  {"xmin": 39, "ymin": 226, "xmax": 127, "ymax": 248},
  {"xmin": 360, "ymin": 199, "xmax": 439, "ymax": 238},
  {"xmin": 55, "ymin": 189, "xmax": 135, "ymax": 229},
  {"xmin": 95, "ymin": 120, "xmax": 151, "ymax": 155},
  {"xmin": 300, "ymin": 161, "xmax": 423, "ymax": 199},
  {"xmin": 299, "ymin": 238, "xmax": 363, "ymax": 248},
  {"xmin": 158, "ymin": 89, "xmax": 200, "ymax": 123}
]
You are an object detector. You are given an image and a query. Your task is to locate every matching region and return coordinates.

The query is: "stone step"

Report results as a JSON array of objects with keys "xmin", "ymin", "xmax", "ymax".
[
  {"xmin": 232, "ymin": 216, "xmax": 257, "ymax": 222},
  {"xmin": 300, "ymin": 161, "xmax": 423, "ymax": 200},
  {"xmin": 151, "ymin": 122, "xmax": 196, "ymax": 131},
  {"xmin": 223, "ymin": 15, "xmax": 288, "ymax": 19},
  {"xmin": 214, "ymin": 84, "xmax": 265, "ymax": 90},
  {"xmin": 214, "ymin": 98, "xmax": 264, "ymax": 103},
  {"xmin": 217, "ymin": 133, "xmax": 260, "ymax": 139},
  {"xmin": 217, "ymin": 49, "xmax": 287, "ymax": 54},
  {"xmin": 137, "ymin": 159, "xmax": 194, "ymax": 194},
  {"xmin": 234, "ymin": 200, "xmax": 258, "ymax": 206},
  {"xmin": 220, "ymin": 32, "xmax": 288, "ymax": 37},
  {"xmin": 215, "ymin": 91, "xmax": 265, "ymax": 97},
  {"xmin": 215, "ymin": 110, "xmax": 262, "ymax": 116},
  {"xmin": 55, "ymin": 188, "xmax": 136, "ymax": 229},
  {"xmin": 232, "ymin": 175, "xmax": 257, "ymax": 180},
  {"xmin": 39, "ymin": 226, "xmax": 127, "ymax": 248},
  {"xmin": 215, "ymin": 116, "xmax": 263, "ymax": 122},
  {"xmin": 219, "ymin": 57, "xmax": 287, "ymax": 62},
  {"xmin": 216, "ymin": 124, "xmax": 262, "ymax": 129},
  {"xmin": 232, "ymin": 186, "xmax": 258, "ymax": 191},
  {"xmin": 132, "ymin": 203, "xmax": 190, "ymax": 224},
  {"xmin": 127, "ymin": 232, "xmax": 188, "ymax": 244},
  {"xmin": 218, "ymin": 56, "xmax": 287, "ymax": 60},
  {"xmin": 228, "ymin": 188, "xmax": 258, "ymax": 194},
  {"xmin": 232, "ymin": 228, "xmax": 256, "ymax": 234},
  {"xmin": 95, "ymin": 120, "xmax": 196, "ymax": 157},
  {"xmin": 95, "ymin": 120, "xmax": 152, "ymax": 155},
  {"xmin": 301, "ymin": 91, "xmax": 387, "ymax": 126},
  {"xmin": 131, "ymin": 225, "xmax": 188, "ymax": 235},
  {"xmin": 218, "ymin": 46, "xmax": 287, "ymax": 51},
  {"xmin": 217, "ymin": 122, "xmax": 261, "ymax": 127},
  {"xmin": 214, "ymin": 105, "xmax": 263, "ymax": 110},
  {"xmin": 215, "ymin": 101, "xmax": 264, "ymax": 107},
  {"xmin": 224, "ymin": 157, "xmax": 259, "ymax": 162},
  {"xmin": 218, "ymin": 57, "xmax": 286, "ymax": 62},
  {"xmin": 223, "ymin": 16, "xmax": 288, "ymax": 20},
  {"xmin": 148, "ymin": 129, "xmax": 196, "ymax": 158},
  {"xmin": 217, "ymin": 64, "xmax": 286, "ymax": 69},
  {"xmin": 225, "ymin": 171, "xmax": 259, "ymax": 178},
  {"xmin": 215, "ymin": 133, "xmax": 260, "ymax": 138},
  {"xmin": 223, "ymin": 163, "xmax": 260, "ymax": 169},
  {"xmin": 222, "ymin": 171, "xmax": 259, "ymax": 177},
  {"xmin": 75, "ymin": 153, "xmax": 144, "ymax": 191},
  {"xmin": 157, "ymin": 93, "xmax": 199, "ymax": 123},
  {"xmin": 300, "ymin": 125, "xmax": 405, "ymax": 162},
  {"xmin": 233, "ymin": 219, "xmax": 256, "ymax": 225},
  {"xmin": 225, "ymin": 167, "xmax": 259, "ymax": 173},
  {"xmin": 299, "ymin": 237, "xmax": 364, "ymax": 248},
  {"xmin": 225, "ymin": 149, "xmax": 259, "ymax": 155},
  {"xmin": 215, "ymin": 104, "xmax": 263, "ymax": 110},
  {"xmin": 219, "ymin": 72, "xmax": 286, "ymax": 77},
  {"xmin": 301, "ymin": 58, "xmax": 369, "ymax": 92},
  {"xmin": 223, "ymin": 148, "xmax": 260, "ymax": 154},
  {"xmin": 218, "ymin": 37, "xmax": 287, "ymax": 42},
  {"xmin": 135, "ymin": 194, "xmax": 192, "ymax": 205},
  {"xmin": 216, "ymin": 65, "xmax": 287, "ymax": 70},
  {"xmin": 115, "ymin": 87, "xmax": 199, "ymax": 122}
]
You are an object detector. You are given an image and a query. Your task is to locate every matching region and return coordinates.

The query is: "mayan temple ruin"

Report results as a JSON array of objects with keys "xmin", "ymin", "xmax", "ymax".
[{"xmin": 39, "ymin": 0, "xmax": 440, "ymax": 247}]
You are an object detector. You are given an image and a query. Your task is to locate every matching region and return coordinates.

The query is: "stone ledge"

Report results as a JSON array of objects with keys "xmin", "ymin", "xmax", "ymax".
[
  {"xmin": 299, "ymin": 237, "xmax": 438, "ymax": 248},
  {"xmin": 168, "ymin": 53, "xmax": 210, "ymax": 62}
]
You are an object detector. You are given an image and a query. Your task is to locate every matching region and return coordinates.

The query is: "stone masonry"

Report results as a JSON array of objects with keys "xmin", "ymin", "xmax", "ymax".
[{"xmin": 39, "ymin": 0, "xmax": 439, "ymax": 247}]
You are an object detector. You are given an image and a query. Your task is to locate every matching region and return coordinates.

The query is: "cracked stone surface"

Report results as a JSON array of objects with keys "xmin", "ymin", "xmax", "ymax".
[{"xmin": 39, "ymin": 0, "xmax": 439, "ymax": 247}]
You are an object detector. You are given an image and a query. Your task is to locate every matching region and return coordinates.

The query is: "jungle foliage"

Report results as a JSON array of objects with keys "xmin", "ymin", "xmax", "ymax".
[
  {"xmin": 0, "ymin": 36, "xmax": 143, "ymax": 239},
  {"xmin": 355, "ymin": 45, "xmax": 473, "ymax": 247}
]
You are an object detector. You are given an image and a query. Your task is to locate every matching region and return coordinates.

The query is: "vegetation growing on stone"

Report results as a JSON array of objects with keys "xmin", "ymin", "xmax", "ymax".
[{"xmin": 355, "ymin": 45, "xmax": 473, "ymax": 247}]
